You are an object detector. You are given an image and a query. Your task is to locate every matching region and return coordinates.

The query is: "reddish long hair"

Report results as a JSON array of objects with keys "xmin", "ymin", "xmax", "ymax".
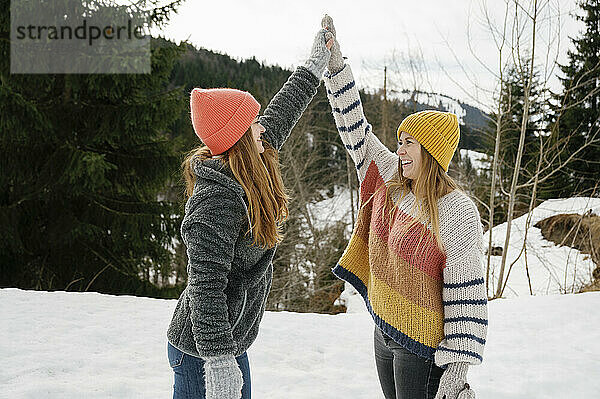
[{"xmin": 182, "ymin": 129, "xmax": 289, "ymax": 248}]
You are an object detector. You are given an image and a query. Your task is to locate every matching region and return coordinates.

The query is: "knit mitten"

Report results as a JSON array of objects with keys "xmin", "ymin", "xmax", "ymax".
[
  {"xmin": 303, "ymin": 28, "xmax": 332, "ymax": 79},
  {"xmin": 457, "ymin": 383, "xmax": 476, "ymax": 399},
  {"xmin": 321, "ymin": 14, "xmax": 345, "ymax": 74},
  {"xmin": 434, "ymin": 362, "xmax": 475, "ymax": 399},
  {"xmin": 203, "ymin": 355, "xmax": 244, "ymax": 399}
]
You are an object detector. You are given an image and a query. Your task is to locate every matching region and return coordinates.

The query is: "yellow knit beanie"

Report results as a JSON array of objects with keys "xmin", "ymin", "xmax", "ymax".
[{"xmin": 396, "ymin": 110, "xmax": 460, "ymax": 172}]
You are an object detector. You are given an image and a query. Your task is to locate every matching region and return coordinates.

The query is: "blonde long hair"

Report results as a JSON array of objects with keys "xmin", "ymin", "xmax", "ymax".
[
  {"xmin": 380, "ymin": 146, "xmax": 461, "ymax": 256},
  {"xmin": 182, "ymin": 129, "xmax": 289, "ymax": 249}
]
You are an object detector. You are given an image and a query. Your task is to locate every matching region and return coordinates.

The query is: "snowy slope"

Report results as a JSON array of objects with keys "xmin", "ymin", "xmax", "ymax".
[
  {"xmin": 1, "ymin": 288, "xmax": 599, "ymax": 398},
  {"xmin": 307, "ymin": 186, "xmax": 355, "ymax": 233},
  {"xmin": 485, "ymin": 197, "xmax": 600, "ymax": 297},
  {"xmin": 459, "ymin": 148, "xmax": 488, "ymax": 171}
]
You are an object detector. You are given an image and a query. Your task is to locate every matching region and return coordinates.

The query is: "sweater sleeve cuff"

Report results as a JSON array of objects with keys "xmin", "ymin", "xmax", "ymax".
[
  {"xmin": 296, "ymin": 65, "xmax": 321, "ymax": 88},
  {"xmin": 323, "ymin": 64, "xmax": 353, "ymax": 93},
  {"xmin": 324, "ymin": 63, "xmax": 349, "ymax": 80}
]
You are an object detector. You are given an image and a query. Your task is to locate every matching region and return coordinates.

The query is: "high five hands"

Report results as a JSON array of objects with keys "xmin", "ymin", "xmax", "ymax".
[
  {"xmin": 303, "ymin": 14, "xmax": 346, "ymax": 79},
  {"xmin": 321, "ymin": 14, "xmax": 345, "ymax": 74},
  {"xmin": 303, "ymin": 24, "xmax": 334, "ymax": 78}
]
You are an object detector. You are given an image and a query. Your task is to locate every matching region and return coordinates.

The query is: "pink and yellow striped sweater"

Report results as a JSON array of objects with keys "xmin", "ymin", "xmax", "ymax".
[{"xmin": 324, "ymin": 64, "xmax": 488, "ymax": 368}]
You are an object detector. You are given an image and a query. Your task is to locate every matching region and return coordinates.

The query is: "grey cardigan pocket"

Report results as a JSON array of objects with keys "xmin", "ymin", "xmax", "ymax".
[{"xmin": 232, "ymin": 289, "xmax": 248, "ymax": 330}]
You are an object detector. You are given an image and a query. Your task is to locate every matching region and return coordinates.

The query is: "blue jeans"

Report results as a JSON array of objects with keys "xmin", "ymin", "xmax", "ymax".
[
  {"xmin": 167, "ymin": 341, "xmax": 251, "ymax": 399},
  {"xmin": 373, "ymin": 327, "xmax": 444, "ymax": 399}
]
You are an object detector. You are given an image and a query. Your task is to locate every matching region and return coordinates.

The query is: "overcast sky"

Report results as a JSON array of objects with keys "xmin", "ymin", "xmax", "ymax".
[{"xmin": 153, "ymin": 0, "xmax": 584, "ymax": 112}]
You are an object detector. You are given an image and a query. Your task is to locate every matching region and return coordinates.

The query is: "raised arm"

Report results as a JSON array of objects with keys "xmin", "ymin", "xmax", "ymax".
[
  {"xmin": 258, "ymin": 66, "xmax": 320, "ymax": 151},
  {"xmin": 321, "ymin": 15, "xmax": 398, "ymax": 191},
  {"xmin": 259, "ymin": 29, "xmax": 331, "ymax": 151},
  {"xmin": 324, "ymin": 64, "xmax": 398, "ymax": 185}
]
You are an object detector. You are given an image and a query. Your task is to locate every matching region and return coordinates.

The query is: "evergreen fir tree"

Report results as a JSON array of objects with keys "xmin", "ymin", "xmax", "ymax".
[
  {"xmin": 481, "ymin": 61, "xmax": 546, "ymax": 224},
  {"xmin": 0, "ymin": 1, "xmax": 187, "ymax": 295},
  {"xmin": 546, "ymin": 0, "xmax": 600, "ymax": 199}
]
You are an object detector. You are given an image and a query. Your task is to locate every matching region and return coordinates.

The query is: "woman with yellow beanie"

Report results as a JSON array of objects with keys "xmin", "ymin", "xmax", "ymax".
[
  {"xmin": 165, "ymin": 29, "xmax": 333, "ymax": 399},
  {"xmin": 321, "ymin": 15, "xmax": 487, "ymax": 399}
]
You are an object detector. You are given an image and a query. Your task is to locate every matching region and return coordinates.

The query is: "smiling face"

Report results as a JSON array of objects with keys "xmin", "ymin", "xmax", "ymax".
[
  {"xmin": 250, "ymin": 116, "xmax": 266, "ymax": 154},
  {"xmin": 396, "ymin": 131, "xmax": 423, "ymax": 181}
]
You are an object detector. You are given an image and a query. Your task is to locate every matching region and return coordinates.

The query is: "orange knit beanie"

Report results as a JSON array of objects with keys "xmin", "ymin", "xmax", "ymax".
[{"xmin": 190, "ymin": 88, "xmax": 261, "ymax": 155}]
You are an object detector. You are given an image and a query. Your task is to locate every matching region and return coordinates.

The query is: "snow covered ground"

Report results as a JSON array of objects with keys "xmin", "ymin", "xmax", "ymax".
[
  {"xmin": 459, "ymin": 148, "xmax": 488, "ymax": 171},
  {"xmin": 307, "ymin": 185, "xmax": 355, "ymax": 233},
  {"xmin": 1, "ymin": 288, "xmax": 599, "ymax": 398}
]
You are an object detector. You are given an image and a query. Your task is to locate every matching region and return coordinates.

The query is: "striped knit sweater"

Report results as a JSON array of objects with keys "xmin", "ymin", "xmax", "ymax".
[{"xmin": 324, "ymin": 64, "xmax": 488, "ymax": 368}]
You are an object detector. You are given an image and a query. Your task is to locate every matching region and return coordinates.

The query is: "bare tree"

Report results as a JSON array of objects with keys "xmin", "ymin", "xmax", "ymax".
[
  {"xmin": 493, "ymin": 0, "xmax": 600, "ymax": 298},
  {"xmin": 493, "ymin": 0, "xmax": 542, "ymax": 298},
  {"xmin": 268, "ymin": 101, "xmax": 349, "ymax": 313},
  {"xmin": 434, "ymin": 0, "xmax": 600, "ymax": 298}
]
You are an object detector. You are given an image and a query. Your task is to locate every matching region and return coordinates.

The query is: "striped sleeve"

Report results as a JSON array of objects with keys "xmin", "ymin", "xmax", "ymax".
[
  {"xmin": 435, "ymin": 196, "xmax": 488, "ymax": 367},
  {"xmin": 323, "ymin": 64, "xmax": 398, "ymax": 187}
]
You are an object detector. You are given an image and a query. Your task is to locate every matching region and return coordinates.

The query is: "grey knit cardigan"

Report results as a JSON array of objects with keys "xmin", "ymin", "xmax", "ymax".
[{"xmin": 167, "ymin": 66, "xmax": 320, "ymax": 358}]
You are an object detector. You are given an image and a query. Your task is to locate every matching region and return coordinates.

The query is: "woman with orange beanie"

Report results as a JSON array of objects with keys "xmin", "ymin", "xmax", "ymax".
[
  {"xmin": 321, "ymin": 15, "xmax": 488, "ymax": 399},
  {"xmin": 165, "ymin": 29, "xmax": 333, "ymax": 399}
]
